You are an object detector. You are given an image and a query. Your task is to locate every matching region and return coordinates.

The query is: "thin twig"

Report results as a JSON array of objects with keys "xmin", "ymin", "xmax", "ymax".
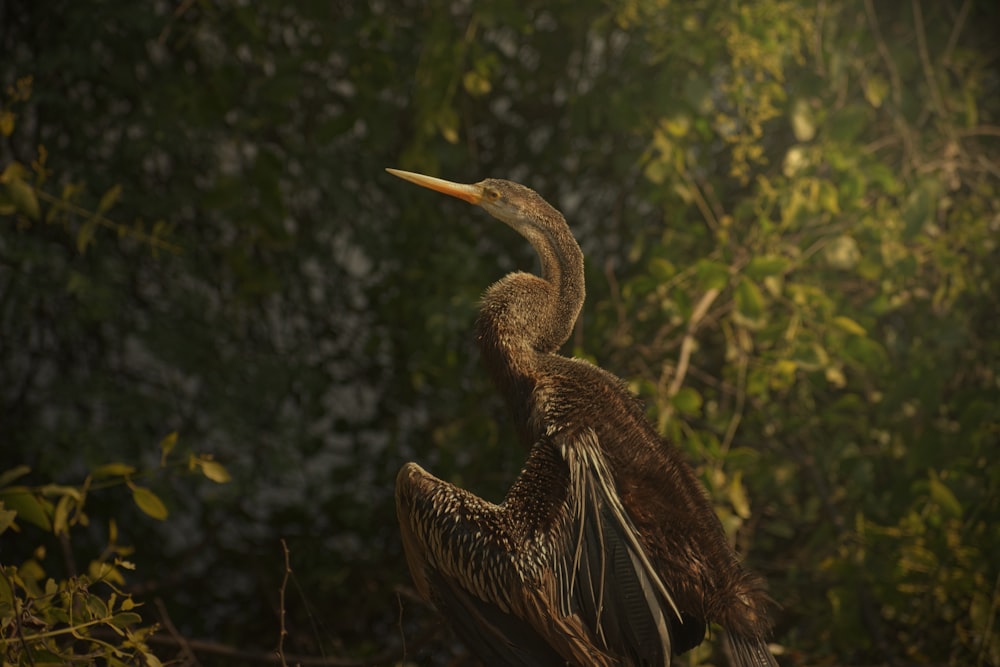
[
  {"xmin": 658, "ymin": 287, "xmax": 721, "ymax": 431},
  {"xmin": 397, "ymin": 592, "xmax": 407, "ymax": 661},
  {"xmin": 911, "ymin": 0, "xmax": 946, "ymax": 119},
  {"xmin": 863, "ymin": 0, "xmax": 903, "ymax": 110},
  {"xmin": 943, "ymin": 0, "xmax": 971, "ymax": 67},
  {"xmin": 719, "ymin": 328, "xmax": 750, "ymax": 456},
  {"xmin": 155, "ymin": 597, "xmax": 201, "ymax": 667},
  {"xmin": 33, "ymin": 188, "xmax": 182, "ymax": 254},
  {"xmin": 278, "ymin": 539, "xmax": 291, "ymax": 667}
]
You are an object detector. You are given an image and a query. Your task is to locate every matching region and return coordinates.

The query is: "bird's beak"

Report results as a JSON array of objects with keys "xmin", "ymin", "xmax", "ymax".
[{"xmin": 386, "ymin": 168, "xmax": 483, "ymax": 205}]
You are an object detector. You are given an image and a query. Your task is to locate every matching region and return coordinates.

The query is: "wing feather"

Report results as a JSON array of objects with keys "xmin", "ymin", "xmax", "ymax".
[{"xmin": 395, "ymin": 425, "xmax": 684, "ymax": 666}]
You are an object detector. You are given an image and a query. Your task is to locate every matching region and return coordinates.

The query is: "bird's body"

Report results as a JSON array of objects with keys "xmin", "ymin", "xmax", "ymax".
[{"xmin": 389, "ymin": 170, "xmax": 776, "ymax": 666}]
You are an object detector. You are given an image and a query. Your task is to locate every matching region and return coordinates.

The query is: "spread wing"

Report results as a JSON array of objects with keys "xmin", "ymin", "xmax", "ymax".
[{"xmin": 395, "ymin": 426, "xmax": 682, "ymax": 666}]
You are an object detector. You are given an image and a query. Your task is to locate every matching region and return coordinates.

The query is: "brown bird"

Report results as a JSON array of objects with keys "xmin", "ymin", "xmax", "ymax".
[{"xmin": 388, "ymin": 168, "xmax": 777, "ymax": 667}]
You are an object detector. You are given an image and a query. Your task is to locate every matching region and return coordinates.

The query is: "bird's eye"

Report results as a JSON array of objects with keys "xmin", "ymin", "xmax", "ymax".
[{"xmin": 484, "ymin": 189, "xmax": 500, "ymax": 202}]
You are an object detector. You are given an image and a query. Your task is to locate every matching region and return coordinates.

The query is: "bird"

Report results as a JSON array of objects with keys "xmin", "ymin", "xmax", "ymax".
[{"xmin": 388, "ymin": 167, "xmax": 777, "ymax": 667}]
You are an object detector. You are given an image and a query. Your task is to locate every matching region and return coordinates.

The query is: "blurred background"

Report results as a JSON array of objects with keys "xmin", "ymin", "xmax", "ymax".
[{"xmin": 1, "ymin": 0, "xmax": 998, "ymax": 665}]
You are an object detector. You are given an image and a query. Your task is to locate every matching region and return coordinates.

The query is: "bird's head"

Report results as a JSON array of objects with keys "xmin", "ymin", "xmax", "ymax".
[{"xmin": 385, "ymin": 168, "xmax": 561, "ymax": 237}]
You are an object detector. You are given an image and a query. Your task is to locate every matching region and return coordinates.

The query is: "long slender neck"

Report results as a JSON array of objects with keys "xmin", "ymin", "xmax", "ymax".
[{"xmin": 475, "ymin": 209, "xmax": 585, "ymax": 396}]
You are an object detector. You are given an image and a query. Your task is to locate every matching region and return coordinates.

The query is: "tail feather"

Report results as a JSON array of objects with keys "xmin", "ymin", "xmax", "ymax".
[{"xmin": 727, "ymin": 632, "xmax": 778, "ymax": 667}]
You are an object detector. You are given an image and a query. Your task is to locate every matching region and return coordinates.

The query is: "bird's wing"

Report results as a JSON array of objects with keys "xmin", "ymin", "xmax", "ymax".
[
  {"xmin": 395, "ymin": 461, "xmax": 613, "ymax": 666},
  {"xmin": 396, "ymin": 424, "xmax": 687, "ymax": 666},
  {"xmin": 550, "ymin": 425, "xmax": 680, "ymax": 666}
]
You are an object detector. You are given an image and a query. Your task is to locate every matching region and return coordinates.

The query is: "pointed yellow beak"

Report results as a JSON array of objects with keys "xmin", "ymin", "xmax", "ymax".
[{"xmin": 386, "ymin": 168, "xmax": 483, "ymax": 205}]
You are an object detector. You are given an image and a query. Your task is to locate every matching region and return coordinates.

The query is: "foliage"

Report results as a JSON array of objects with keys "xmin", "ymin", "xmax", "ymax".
[
  {"xmin": 2, "ymin": 0, "xmax": 998, "ymax": 665},
  {"xmin": 0, "ymin": 434, "xmax": 228, "ymax": 665}
]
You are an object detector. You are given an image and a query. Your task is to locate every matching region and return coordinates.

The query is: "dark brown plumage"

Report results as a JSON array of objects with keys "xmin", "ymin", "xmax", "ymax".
[{"xmin": 388, "ymin": 168, "xmax": 777, "ymax": 667}]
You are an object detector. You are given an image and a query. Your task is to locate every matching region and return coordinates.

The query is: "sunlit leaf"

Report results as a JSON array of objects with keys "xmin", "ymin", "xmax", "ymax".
[
  {"xmin": 790, "ymin": 98, "xmax": 816, "ymax": 141},
  {"xmin": 863, "ymin": 75, "xmax": 888, "ymax": 108},
  {"xmin": 0, "ymin": 110, "xmax": 14, "ymax": 136},
  {"xmin": 746, "ymin": 255, "xmax": 790, "ymax": 279},
  {"xmin": 131, "ymin": 486, "xmax": 168, "ymax": 521},
  {"xmin": 0, "ymin": 505, "xmax": 17, "ymax": 535},
  {"xmin": 0, "ymin": 465, "xmax": 31, "ymax": 488},
  {"xmin": 823, "ymin": 235, "xmax": 861, "ymax": 270},
  {"xmin": 672, "ymin": 387, "xmax": 703, "ymax": 415},
  {"xmin": 928, "ymin": 473, "xmax": 962, "ymax": 517},
  {"xmin": 832, "ymin": 316, "xmax": 866, "ymax": 336},
  {"xmin": 109, "ymin": 612, "xmax": 143, "ymax": 628},
  {"xmin": 93, "ymin": 463, "xmax": 137, "ymax": 478},
  {"xmin": 3, "ymin": 174, "xmax": 40, "ymax": 220},
  {"xmin": 728, "ymin": 472, "xmax": 751, "ymax": 519},
  {"xmin": 197, "ymin": 460, "xmax": 232, "ymax": 484},
  {"xmin": 52, "ymin": 494, "xmax": 73, "ymax": 536},
  {"xmin": 0, "ymin": 490, "xmax": 52, "ymax": 530},
  {"xmin": 733, "ymin": 277, "xmax": 766, "ymax": 329},
  {"xmin": 696, "ymin": 259, "xmax": 729, "ymax": 291},
  {"xmin": 160, "ymin": 431, "xmax": 178, "ymax": 461},
  {"xmin": 97, "ymin": 184, "xmax": 122, "ymax": 215}
]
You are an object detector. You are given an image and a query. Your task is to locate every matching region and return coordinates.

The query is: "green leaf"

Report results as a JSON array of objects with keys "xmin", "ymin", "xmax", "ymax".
[
  {"xmin": 733, "ymin": 277, "xmax": 766, "ymax": 329},
  {"xmin": 0, "ymin": 110, "xmax": 14, "ymax": 136},
  {"xmin": 0, "ymin": 504, "xmax": 17, "ymax": 535},
  {"xmin": 862, "ymin": 75, "xmax": 889, "ymax": 108},
  {"xmin": 131, "ymin": 486, "xmax": 168, "ymax": 520},
  {"xmin": 109, "ymin": 612, "xmax": 143, "ymax": 628},
  {"xmin": 827, "ymin": 104, "xmax": 869, "ymax": 142},
  {"xmin": 198, "ymin": 460, "xmax": 232, "ymax": 484},
  {"xmin": 77, "ymin": 217, "xmax": 100, "ymax": 254},
  {"xmin": 648, "ymin": 257, "xmax": 676, "ymax": 281},
  {"xmin": 790, "ymin": 98, "xmax": 816, "ymax": 142},
  {"xmin": 160, "ymin": 431, "xmax": 178, "ymax": 460},
  {"xmin": 3, "ymin": 174, "xmax": 40, "ymax": 220},
  {"xmin": 672, "ymin": 387, "xmax": 703, "ymax": 415},
  {"xmin": 928, "ymin": 473, "xmax": 962, "ymax": 517},
  {"xmin": 97, "ymin": 184, "xmax": 122, "ymax": 215},
  {"xmin": 52, "ymin": 494, "xmax": 73, "ymax": 535},
  {"xmin": 0, "ymin": 489, "xmax": 52, "ymax": 530},
  {"xmin": 728, "ymin": 472, "xmax": 751, "ymax": 519},
  {"xmin": 832, "ymin": 316, "xmax": 866, "ymax": 336},
  {"xmin": 746, "ymin": 255, "xmax": 790, "ymax": 280},
  {"xmin": 0, "ymin": 465, "xmax": 31, "ymax": 488},
  {"xmin": 695, "ymin": 259, "xmax": 729, "ymax": 291},
  {"xmin": 93, "ymin": 463, "xmax": 138, "ymax": 478},
  {"xmin": 823, "ymin": 235, "xmax": 861, "ymax": 270}
]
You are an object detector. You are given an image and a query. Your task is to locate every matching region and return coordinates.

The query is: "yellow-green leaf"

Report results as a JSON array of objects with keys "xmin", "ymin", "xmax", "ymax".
[
  {"xmin": 0, "ymin": 465, "xmax": 31, "ymax": 488},
  {"xmin": 824, "ymin": 235, "xmax": 861, "ymax": 270},
  {"xmin": 0, "ymin": 505, "xmax": 17, "ymax": 535},
  {"xmin": 734, "ymin": 277, "xmax": 766, "ymax": 329},
  {"xmin": 198, "ymin": 460, "xmax": 232, "ymax": 484},
  {"xmin": 4, "ymin": 176, "xmax": 40, "ymax": 220},
  {"xmin": 109, "ymin": 612, "xmax": 143, "ymax": 628},
  {"xmin": 833, "ymin": 316, "xmax": 866, "ymax": 336},
  {"xmin": 77, "ymin": 217, "xmax": 99, "ymax": 254},
  {"xmin": 696, "ymin": 259, "xmax": 729, "ymax": 291},
  {"xmin": 863, "ymin": 74, "xmax": 889, "ymax": 108},
  {"xmin": 97, "ymin": 184, "xmax": 122, "ymax": 215},
  {"xmin": 672, "ymin": 387, "xmax": 703, "ymax": 415},
  {"xmin": 728, "ymin": 473, "xmax": 751, "ymax": 519},
  {"xmin": 791, "ymin": 98, "xmax": 816, "ymax": 141},
  {"xmin": 160, "ymin": 431, "xmax": 178, "ymax": 459},
  {"xmin": 746, "ymin": 255, "xmax": 790, "ymax": 279},
  {"xmin": 93, "ymin": 463, "xmax": 137, "ymax": 478},
  {"xmin": 928, "ymin": 474, "xmax": 962, "ymax": 517},
  {"xmin": 131, "ymin": 486, "xmax": 168, "ymax": 520},
  {"xmin": 52, "ymin": 494, "xmax": 73, "ymax": 535},
  {"xmin": 0, "ymin": 110, "xmax": 14, "ymax": 137},
  {"xmin": 0, "ymin": 490, "xmax": 52, "ymax": 530}
]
